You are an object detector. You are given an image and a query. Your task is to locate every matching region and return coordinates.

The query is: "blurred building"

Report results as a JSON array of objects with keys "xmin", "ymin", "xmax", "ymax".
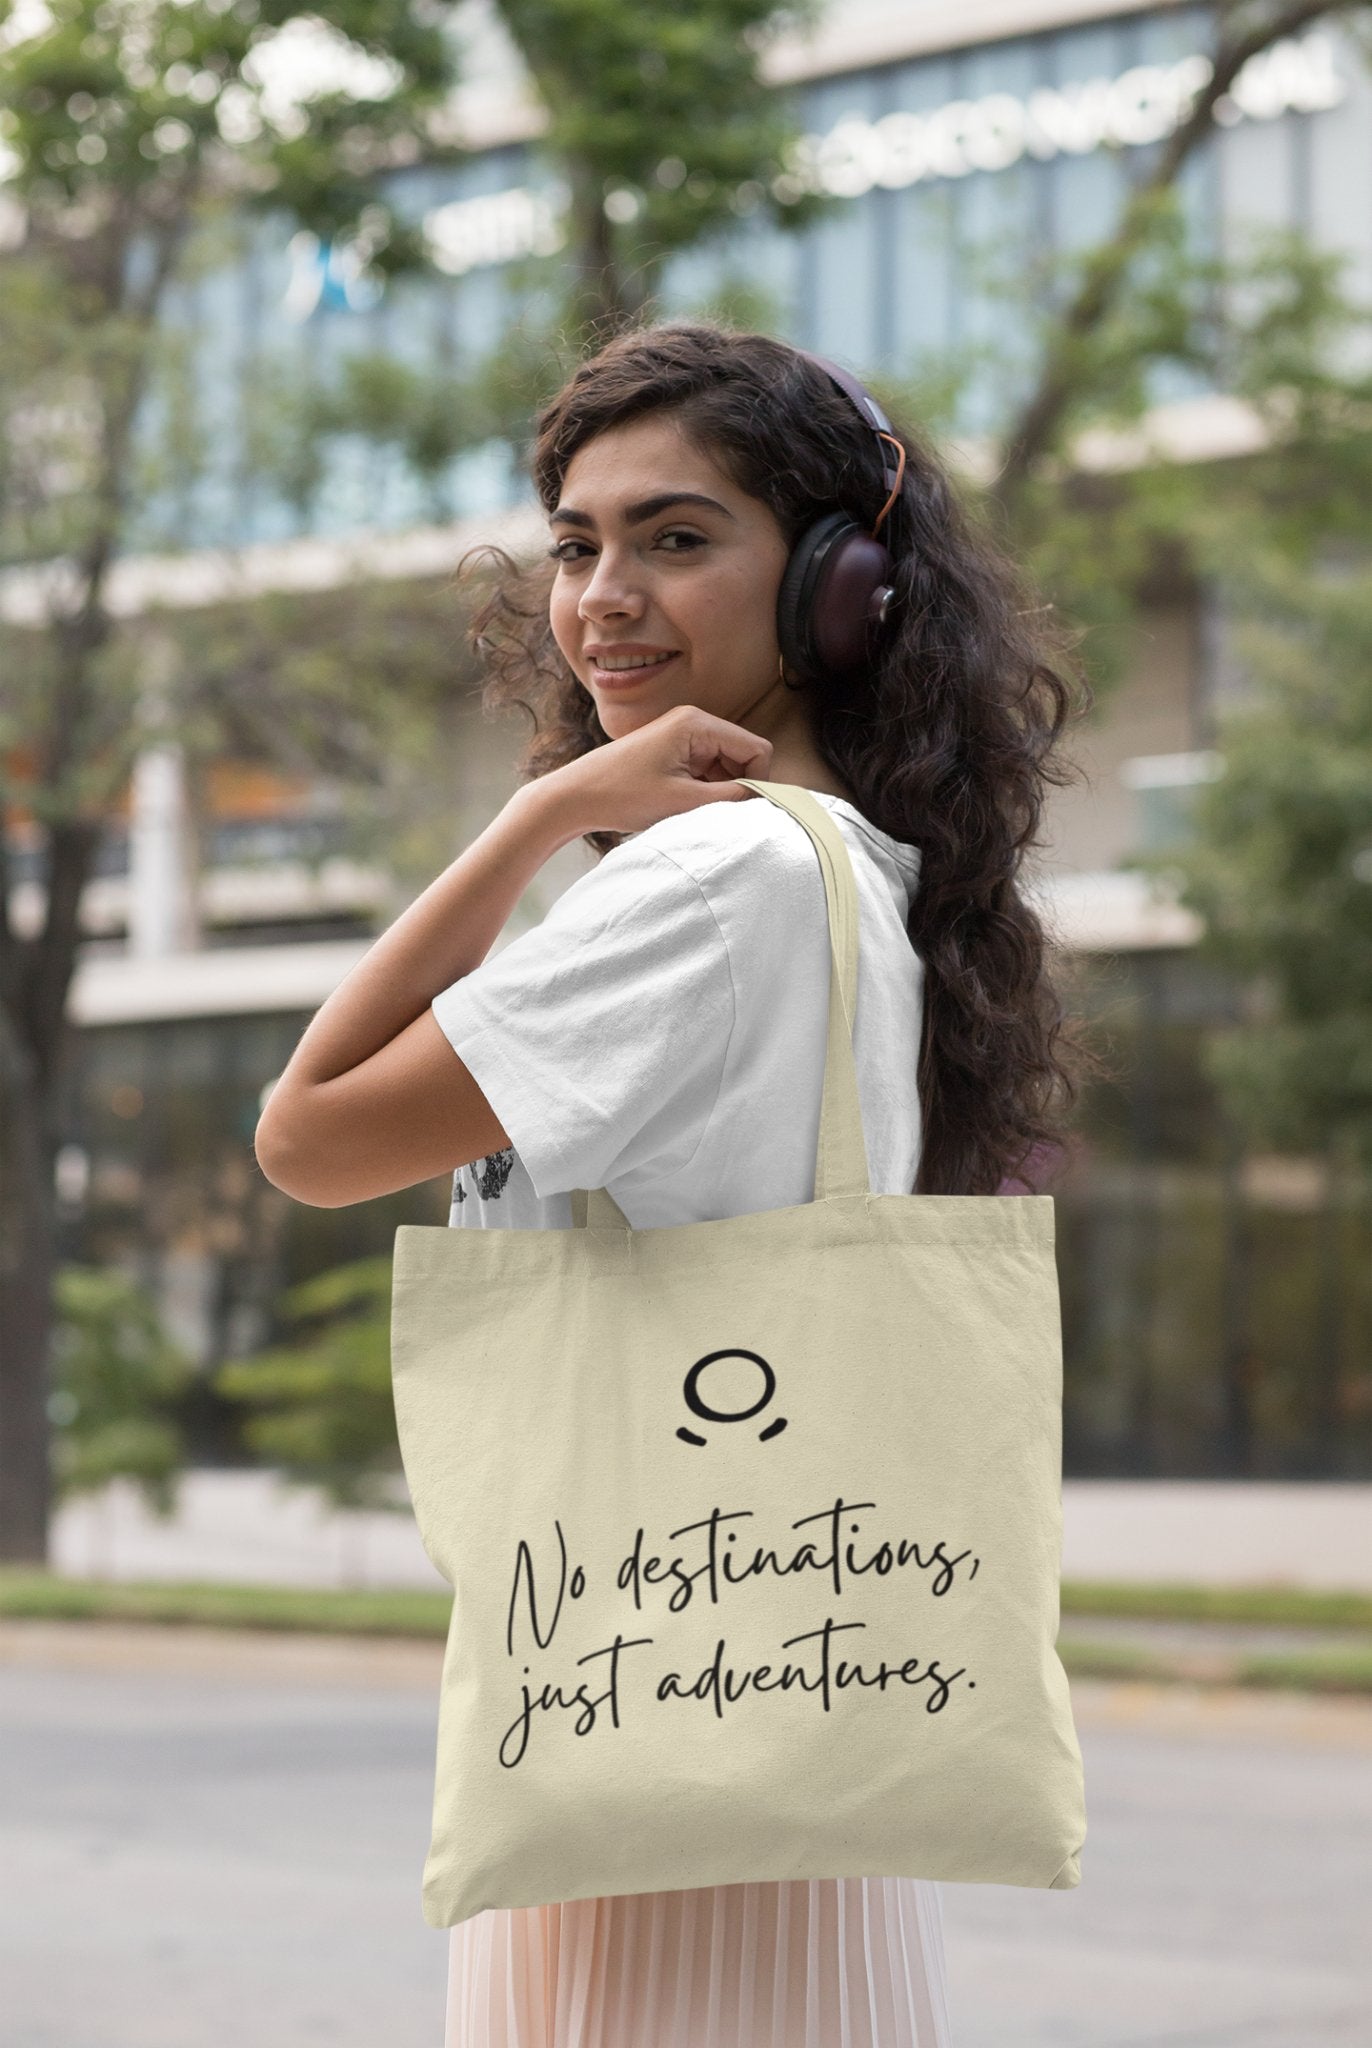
[{"xmin": 7, "ymin": 0, "xmax": 1370, "ymax": 1472}]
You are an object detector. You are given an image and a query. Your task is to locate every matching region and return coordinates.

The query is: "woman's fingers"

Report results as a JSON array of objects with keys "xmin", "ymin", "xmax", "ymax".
[
  {"xmin": 548, "ymin": 704, "xmax": 774, "ymax": 835},
  {"xmin": 678, "ymin": 709, "xmax": 774, "ymax": 786}
]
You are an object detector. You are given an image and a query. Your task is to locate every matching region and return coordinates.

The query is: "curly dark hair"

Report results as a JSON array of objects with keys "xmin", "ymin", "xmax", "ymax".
[{"xmin": 464, "ymin": 320, "xmax": 1099, "ymax": 1197}]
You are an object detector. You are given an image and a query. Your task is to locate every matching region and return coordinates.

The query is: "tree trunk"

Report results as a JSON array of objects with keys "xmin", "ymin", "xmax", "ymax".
[
  {"xmin": 1215, "ymin": 1119, "xmax": 1255, "ymax": 1476},
  {"xmin": 0, "ymin": 1020, "xmax": 60, "ymax": 1561},
  {"xmin": 567, "ymin": 168, "xmax": 643, "ymax": 340},
  {"xmin": 0, "ymin": 204, "xmax": 190, "ymax": 1563},
  {"xmin": 1311, "ymin": 1138, "xmax": 1348, "ymax": 1475},
  {"xmin": 0, "ymin": 818, "xmax": 104, "ymax": 1563},
  {"xmin": 1123, "ymin": 970, "xmax": 1164, "ymax": 1473}
]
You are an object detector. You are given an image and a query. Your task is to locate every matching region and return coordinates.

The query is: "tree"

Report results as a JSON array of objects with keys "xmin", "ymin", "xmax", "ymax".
[
  {"xmin": 0, "ymin": 0, "xmax": 845, "ymax": 1571},
  {"xmin": 49, "ymin": 1261, "xmax": 195, "ymax": 1516},
  {"xmin": 492, "ymin": 0, "xmax": 827, "ymax": 333},
  {"xmin": 1131, "ymin": 556, "xmax": 1372, "ymax": 1471},
  {"xmin": 994, "ymin": 0, "xmax": 1372, "ymax": 507},
  {"xmin": 213, "ymin": 1255, "xmax": 404, "ymax": 1515},
  {"xmin": 842, "ymin": 10, "xmax": 1372, "ymax": 1471},
  {"xmin": 955, "ymin": 142, "xmax": 1372, "ymax": 1477},
  {"xmin": 1155, "ymin": 572, "xmax": 1372, "ymax": 1166},
  {"xmin": 933, "ymin": 187, "xmax": 1372, "ymax": 1113},
  {"xmin": 0, "ymin": 0, "xmax": 462, "ymax": 1562}
]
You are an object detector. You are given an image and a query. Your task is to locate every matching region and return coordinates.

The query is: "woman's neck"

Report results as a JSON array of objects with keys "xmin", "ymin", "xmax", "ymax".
[
  {"xmin": 717, "ymin": 669, "xmax": 861, "ymax": 806},
  {"xmin": 760, "ymin": 747, "xmax": 860, "ymax": 806}
]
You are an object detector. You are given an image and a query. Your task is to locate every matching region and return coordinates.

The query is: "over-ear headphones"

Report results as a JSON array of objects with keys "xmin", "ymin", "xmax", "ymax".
[{"xmin": 775, "ymin": 352, "xmax": 907, "ymax": 686}]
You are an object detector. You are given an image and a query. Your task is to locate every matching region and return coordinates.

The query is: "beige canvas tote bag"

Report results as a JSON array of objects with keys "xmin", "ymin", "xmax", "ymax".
[{"xmin": 390, "ymin": 780, "xmax": 1086, "ymax": 1929}]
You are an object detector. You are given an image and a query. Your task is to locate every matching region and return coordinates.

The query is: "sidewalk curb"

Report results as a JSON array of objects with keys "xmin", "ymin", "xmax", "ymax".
[{"xmin": 0, "ymin": 1617, "xmax": 444, "ymax": 1687}]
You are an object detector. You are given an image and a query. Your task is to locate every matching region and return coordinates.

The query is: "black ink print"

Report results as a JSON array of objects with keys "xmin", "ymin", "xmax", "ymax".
[
  {"xmin": 451, "ymin": 1172, "xmax": 468, "ymax": 1205},
  {"xmin": 505, "ymin": 1516, "xmax": 586, "ymax": 1657},
  {"xmin": 618, "ymin": 1499, "xmax": 976, "ymax": 1613},
  {"xmin": 656, "ymin": 1619, "xmax": 967, "ymax": 1718},
  {"xmin": 493, "ymin": 1493, "xmax": 984, "ymax": 1768},
  {"xmin": 676, "ymin": 1348, "xmax": 788, "ymax": 1447},
  {"xmin": 475, "ymin": 1147, "xmax": 515, "ymax": 1201},
  {"xmin": 499, "ymin": 1632, "xmax": 656, "ymax": 1769}
]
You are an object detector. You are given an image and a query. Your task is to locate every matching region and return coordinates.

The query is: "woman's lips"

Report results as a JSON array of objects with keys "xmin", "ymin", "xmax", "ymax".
[{"xmin": 588, "ymin": 651, "xmax": 680, "ymax": 690}]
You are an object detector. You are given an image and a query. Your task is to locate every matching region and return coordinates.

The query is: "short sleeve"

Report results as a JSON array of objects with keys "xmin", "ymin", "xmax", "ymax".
[{"xmin": 430, "ymin": 843, "xmax": 736, "ymax": 1199}]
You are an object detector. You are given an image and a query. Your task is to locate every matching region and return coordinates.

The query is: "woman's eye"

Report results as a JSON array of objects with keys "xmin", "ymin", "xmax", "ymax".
[{"xmin": 546, "ymin": 529, "xmax": 706, "ymax": 563}]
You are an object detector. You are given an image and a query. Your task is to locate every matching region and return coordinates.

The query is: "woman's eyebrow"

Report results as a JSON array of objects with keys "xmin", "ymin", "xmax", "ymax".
[{"xmin": 549, "ymin": 491, "xmax": 736, "ymax": 528}]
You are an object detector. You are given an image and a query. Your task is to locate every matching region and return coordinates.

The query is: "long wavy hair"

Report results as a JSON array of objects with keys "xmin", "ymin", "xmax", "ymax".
[{"xmin": 465, "ymin": 321, "xmax": 1099, "ymax": 1196}]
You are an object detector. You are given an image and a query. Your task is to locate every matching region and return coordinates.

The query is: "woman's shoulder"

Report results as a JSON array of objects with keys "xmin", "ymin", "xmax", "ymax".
[
  {"xmin": 621, "ymin": 788, "xmax": 924, "ymax": 906},
  {"xmin": 613, "ymin": 789, "xmax": 828, "ymax": 896},
  {"xmin": 527, "ymin": 797, "xmax": 791, "ymax": 949}
]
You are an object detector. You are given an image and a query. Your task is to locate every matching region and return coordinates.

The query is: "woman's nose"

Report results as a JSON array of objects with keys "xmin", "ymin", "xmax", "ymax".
[{"xmin": 578, "ymin": 548, "xmax": 646, "ymax": 622}]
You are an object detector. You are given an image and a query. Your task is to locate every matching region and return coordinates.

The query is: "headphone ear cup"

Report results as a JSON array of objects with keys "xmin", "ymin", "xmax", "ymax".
[
  {"xmin": 776, "ymin": 512, "xmax": 854, "ymax": 682},
  {"xmin": 777, "ymin": 512, "xmax": 894, "ymax": 682},
  {"xmin": 813, "ymin": 528, "xmax": 894, "ymax": 675}
]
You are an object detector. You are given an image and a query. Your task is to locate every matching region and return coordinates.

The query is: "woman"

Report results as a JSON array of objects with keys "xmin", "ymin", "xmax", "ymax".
[{"xmin": 256, "ymin": 321, "xmax": 1092, "ymax": 2044}]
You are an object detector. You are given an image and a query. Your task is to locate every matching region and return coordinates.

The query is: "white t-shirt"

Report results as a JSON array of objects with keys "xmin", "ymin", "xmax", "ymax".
[{"xmin": 430, "ymin": 790, "xmax": 924, "ymax": 1230}]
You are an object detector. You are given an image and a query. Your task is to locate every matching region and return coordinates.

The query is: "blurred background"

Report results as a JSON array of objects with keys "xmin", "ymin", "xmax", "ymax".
[
  {"xmin": 5, "ymin": 0, "xmax": 1372, "ymax": 1535},
  {"xmin": 2, "ymin": 2, "xmax": 1371, "ymax": 2043}
]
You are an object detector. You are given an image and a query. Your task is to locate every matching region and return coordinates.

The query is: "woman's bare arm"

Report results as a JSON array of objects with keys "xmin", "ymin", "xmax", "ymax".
[
  {"xmin": 254, "ymin": 779, "xmax": 581, "ymax": 1208},
  {"xmin": 254, "ymin": 703, "xmax": 772, "ymax": 1209}
]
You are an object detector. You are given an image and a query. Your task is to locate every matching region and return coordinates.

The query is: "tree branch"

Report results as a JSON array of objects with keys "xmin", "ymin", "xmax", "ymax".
[{"xmin": 996, "ymin": 0, "xmax": 1363, "ymax": 502}]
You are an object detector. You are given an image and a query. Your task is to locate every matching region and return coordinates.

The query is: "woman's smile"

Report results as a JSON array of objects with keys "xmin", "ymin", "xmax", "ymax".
[{"xmin": 586, "ymin": 644, "xmax": 682, "ymax": 690}]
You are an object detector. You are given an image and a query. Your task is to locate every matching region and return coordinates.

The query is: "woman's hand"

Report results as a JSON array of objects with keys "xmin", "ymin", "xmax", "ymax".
[{"xmin": 537, "ymin": 704, "xmax": 774, "ymax": 840}]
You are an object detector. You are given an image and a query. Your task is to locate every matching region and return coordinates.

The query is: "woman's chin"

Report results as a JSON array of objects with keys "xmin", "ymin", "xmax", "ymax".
[{"xmin": 597, "ymin": 692, "xmax": 681, "ymax": 735}]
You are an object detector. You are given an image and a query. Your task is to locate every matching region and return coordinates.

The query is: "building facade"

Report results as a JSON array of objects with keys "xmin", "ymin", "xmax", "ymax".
[
  {"xmin": 9, "ymin": 0, "xmax": 1370, "ymax": 1475},
  {"xmin": 119, "ymin": 4, "xmax": 1367, "ymax": 547}
]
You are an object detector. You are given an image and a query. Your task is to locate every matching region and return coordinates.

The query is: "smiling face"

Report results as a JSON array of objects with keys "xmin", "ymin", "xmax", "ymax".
[{"xmin": 546, "ymin": 412, "xmax": 798, "ymax": 743}]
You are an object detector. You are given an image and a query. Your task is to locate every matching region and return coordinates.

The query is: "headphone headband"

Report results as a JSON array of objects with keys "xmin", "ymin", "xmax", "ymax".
[
  {"xmin": 802, "ymin": 352, "xmax": 909, "ymax": 512},
  {"xmin": 796, "ymin": 349, "xmax": 905, "ymax": 537}
]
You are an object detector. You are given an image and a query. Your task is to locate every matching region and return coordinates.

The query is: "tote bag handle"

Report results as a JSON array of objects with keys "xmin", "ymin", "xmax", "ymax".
[{"xmin": 571, "ymin": 781, "xmax": 871, "ymax": 1232}]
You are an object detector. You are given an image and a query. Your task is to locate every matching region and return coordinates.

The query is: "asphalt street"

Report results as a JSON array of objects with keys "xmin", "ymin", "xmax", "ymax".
[{"xmin": 2, "ymin": 1624, "xmax": 1369, "ymax": 2048}]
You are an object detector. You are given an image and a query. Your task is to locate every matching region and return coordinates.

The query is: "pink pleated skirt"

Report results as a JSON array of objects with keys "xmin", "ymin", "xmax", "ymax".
[{"xmin": 445, "ymin": 1876, "xmax": 953, "ymax": 2047}]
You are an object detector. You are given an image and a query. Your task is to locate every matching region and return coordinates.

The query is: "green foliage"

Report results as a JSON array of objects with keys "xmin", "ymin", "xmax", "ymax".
[
  {"xmin": 1060, "ymin": 1580, "xmax": 1372, "ymax": 1629},
  {"xmin": 278, "ymin": 261, "xmax": 797, "ymax": 508},
  {"xmin": 860, "ymin": 178, "xmax": 1372, "ymax": 1176},
  {"xmin": 213, "ymin": 1255, "xmax": 404, "ymax": 1513},
  {"xmin": 0, "ymin": 1568, "xmax": 454, "ymax": 1634},
  {"xmin": 1010, "ymin": 195, "xmax": 1372, "ymax": 1159},
  {"xmin": 0, "ymin": 0, "xmax": 474, "ymax": 882},
  {"xmin": 49, "ymin": 1263, "xmax": 196, "ymax": 1514},
  {"xmin": 669, "ymin": 265, "xmax": 786, "ymax": 345},
  {"xmin": 1133, "ymin": 560, "xmax": 1372, "ymax": 1163},
  {"xmin": 494, "ymin": 0, "xmax": 828, "ymax": 323},
  {"xmin": 0, "ymin": 0, "xmax": 463, "ymax": 566},
  {"xmin": 0, "ymin": 0, "xmax": 455, "ymax": 254},
  {"xmin": 0, "ymin": 0, "xmax": 462, "ymax": 520},
  {"xmin": 241, "ymin": 340, "xmax": 526, "ymax": 525},
  {"xmin": 1056, "ymin": 1635, "xmax": 1372, "ymax": 1695},
  {"xmin": 868, "ymin": 197, "xmax": 1372, "ymax": 698}
]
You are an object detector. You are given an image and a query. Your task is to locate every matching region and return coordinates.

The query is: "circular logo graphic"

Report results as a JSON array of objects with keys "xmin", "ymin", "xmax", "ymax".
[{"xmin": 676, "ymin": 1349, "xmax": 789, "ymax": 1447}]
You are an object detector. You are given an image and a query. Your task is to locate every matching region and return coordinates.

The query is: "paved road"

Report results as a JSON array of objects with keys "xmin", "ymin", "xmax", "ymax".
[
  {"xmin": 943, "ymin": 1681, "xmax": 1372, "ymax": 2047},
  {"xmin": 2, "ymin": 1625, "xmax": 1370, "ymax": 2048},
  {"xmin": 1, "ymin": 1633, "xmax": 448, "ymax": 2048}
]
